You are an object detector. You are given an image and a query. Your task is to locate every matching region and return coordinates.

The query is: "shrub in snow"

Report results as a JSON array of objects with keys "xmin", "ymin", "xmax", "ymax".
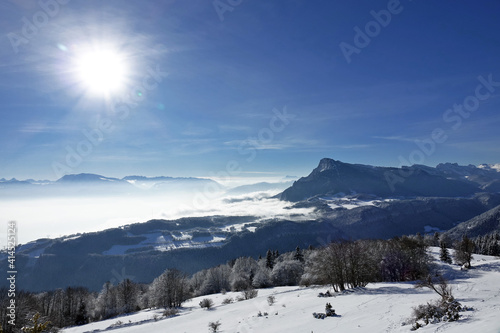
[
  {"xmin": 318, "ymin": 290, "xmax": 332, "ymax": 298},
  {"xmin": 163, "ymin": 307, "xmax": 179, "ymax": 317},
  {"xmin": 267, "ymin": 295, "xmax": 276, "ymax": 306},
  {"xmin": 411, "ymin": 297, "xmax": 463, "ymax": 329},
  {"xmin": 222, "ymin": 297, "xmax": 233, "ymax": 305},
  {"xmin": 312, "ymin": 312, "xmax": 326, "ymax": 319},
  {"xmin": 241, "ymin": 288, "xmax": 258, "ymax": 300},
  {"xmin": 412, "ymin": 274, "xmax": 465, "ymax": 329},
  {"xmin": 199, "ymin": 298, "xmax": 214, "ymax": 310},
  {"xmin": 208, "ymin": 320, "xmax": 221, "ymax": 332},
  {"xmin": 325, "ymin": 302, "xmax": 336, "ymax": 316},
  {"xmin": 107, "ymin": 320, "xmax": 123, "ymax": 328},
  {"xmin": 312, "ymin": 303, "xmax": 337, "ymax": 319}
]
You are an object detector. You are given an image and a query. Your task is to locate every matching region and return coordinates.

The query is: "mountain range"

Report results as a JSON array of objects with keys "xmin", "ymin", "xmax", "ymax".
[
  {"xmin": 278, "ymin": 158, "xmax": 500, "ymax": 201},
  {"xmin": 2, "ymin": 158, "xmax": 500, "ymax": 291},
  {"xmin": 0, "ymin": 173, "xmax": 221, "ymax": 197}
]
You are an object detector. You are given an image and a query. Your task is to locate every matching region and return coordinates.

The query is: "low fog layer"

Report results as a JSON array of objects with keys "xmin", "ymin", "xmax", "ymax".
[{"xmin": 0, "ymin": 179, "xmax": 309, "ymax": 244}]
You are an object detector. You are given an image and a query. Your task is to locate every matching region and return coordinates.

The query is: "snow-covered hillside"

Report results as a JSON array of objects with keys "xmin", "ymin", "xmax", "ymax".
[{"xmin": 62, "ymin": 248, "xmax": 500, "ymax": 333}]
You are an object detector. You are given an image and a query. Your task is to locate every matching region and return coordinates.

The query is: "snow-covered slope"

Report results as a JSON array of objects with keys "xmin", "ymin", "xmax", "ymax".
[{"xmin": 62, "ymin": 248, "xmax": 500, "ymax": 333}]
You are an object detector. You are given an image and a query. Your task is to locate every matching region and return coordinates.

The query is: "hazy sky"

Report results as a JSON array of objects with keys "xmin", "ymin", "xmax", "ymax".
[{"xmin": 1, "ymin": 0, "xmax": 500, "ymax": 180}]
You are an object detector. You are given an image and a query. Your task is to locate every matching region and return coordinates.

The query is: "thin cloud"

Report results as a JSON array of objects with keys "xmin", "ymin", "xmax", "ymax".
[{"xmin": 372, "ymin": 136, "xmax": 417, "ymax": 142}]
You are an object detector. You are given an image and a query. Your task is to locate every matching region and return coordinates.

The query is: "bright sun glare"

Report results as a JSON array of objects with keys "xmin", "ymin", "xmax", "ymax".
[{"xmin": 75, "ymin": 48, "xmax": 128, "ymax": 95}]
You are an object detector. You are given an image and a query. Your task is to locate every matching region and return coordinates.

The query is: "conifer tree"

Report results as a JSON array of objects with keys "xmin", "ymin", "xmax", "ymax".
[
  {"xmin": 294, "ymin": 246, "xmax": 304, "ymax": 262},
  {"xmin": 266, "ymin": 250, "xmax": 274, "ymax": 269},
  {"xmin": 439, "ymin": 241, "xmax": 452, "ymax": 264}
]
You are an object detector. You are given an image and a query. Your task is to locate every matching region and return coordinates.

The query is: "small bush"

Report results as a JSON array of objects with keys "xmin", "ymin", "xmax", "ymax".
[
  {"xmin": 242, "ymin": 288, "xmax": 258, "ymax": 300},
  {"xmin": 163, "ymin": 308, "xmax": 179, "ymax": 317},
  {"xmin": 318, "ymin": 290, "xmax": 332, "ymax": 298},
  {"xmin": 222, "ymin": 297, "xmax": 234, "ymax": 305},
  {"xmin": 411, "ymin": 298, "xmax": 463, "ymax": 329},
  {"xmin": 412, "ymin": 275, "xmax": 464, "ymax": 329},
  {"xmin": 107, "ymin": 320, "xmax": 123, "ymax": 328},
  {"xmin": 257, "ymin": 311, "xmax": 269, "ymax": 317},
  {"xmin": 413, "ymin": 302, "xmax": 443, "ymax": 324},
  {"xmin": 200, "ymin": 298, "xmax": 214, "ymax": 310},
  {"xmin": 267, "ymin": 295, "xmax": 276, "ymax": 306},
  {"xmin": 208, "ymin": 320, "xmax": 221, "ymax": 333},
  {"xmin": 312, "ymin": 312, "xmax": 326, "ymax": 319},
  {"xmin": 325, "ymin": 302, "xmax": 336, "ymax": 316}
]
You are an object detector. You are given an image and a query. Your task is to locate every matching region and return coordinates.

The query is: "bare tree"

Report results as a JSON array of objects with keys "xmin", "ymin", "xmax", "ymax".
[
  {"xmin": 454, "ymin": 235, "xmax": 474, "ymax": 268},
  {"xmin": 309, "ymin": 241, "xmax": 373, "ymax": 292},
  {"xmin": 149, "ymin": 269, "xmax": 190, "ymax": 309},
  {"xmin": 415, "ymin": 274, "xmax": 452, "ymax": 302},
  {"xmin": 116, "ymin": 279, "xmax": 138, "ymax": 314}
]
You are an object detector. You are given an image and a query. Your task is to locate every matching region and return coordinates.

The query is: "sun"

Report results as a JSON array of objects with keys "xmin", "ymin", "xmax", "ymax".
[{"xmin": 74, "ymin": 47, "xmax": 128, "ymax": 96}]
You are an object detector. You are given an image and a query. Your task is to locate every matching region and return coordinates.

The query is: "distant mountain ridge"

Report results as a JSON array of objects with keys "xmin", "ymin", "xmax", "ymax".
[
  {"xmin": 0, "ymin": 173, "xmax": 217, "ymax": 184},
  {"xmin": 57, "ymin": 173, "xmax": 126, "ymax": 183},
  {"xmin": 278, "ymin": 158, "xmax": 499, "ymax": 202},
  {"xmin": 0, "ymin": 173, "xmax": 220, "ymax": 196}
]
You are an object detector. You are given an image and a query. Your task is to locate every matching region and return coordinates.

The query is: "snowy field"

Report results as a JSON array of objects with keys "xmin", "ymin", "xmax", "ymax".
[{"xmin": 62, "ymin": 248, "xmax": 500, "ymax": 333}]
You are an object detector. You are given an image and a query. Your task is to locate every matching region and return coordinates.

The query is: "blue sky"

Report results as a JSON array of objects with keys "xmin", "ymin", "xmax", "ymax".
[{"xmin": 1, "ymin": 0, "xmax": 500, "ymax": 180}]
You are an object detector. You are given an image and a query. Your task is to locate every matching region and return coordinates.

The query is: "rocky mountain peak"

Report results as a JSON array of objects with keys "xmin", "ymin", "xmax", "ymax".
[{"xmin": 315, "ymin": 158, "xmax": 340, "ymax": 173}]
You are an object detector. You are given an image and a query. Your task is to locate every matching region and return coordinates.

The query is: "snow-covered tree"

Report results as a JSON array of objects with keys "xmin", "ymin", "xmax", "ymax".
[
  {"xmin": 252, "ymin": 267, "xmax": 272, "ymax": 288},
  {"xmin": 271, "ymin": 259, "xmax": 304, "ymax": 286},
  {"xmin": 230, "ymin": 257, "xmax": 259, "ymax": 291},
  {"xmin": 95, "ymin": 282, "xmax": 118, "ymax": 320}
]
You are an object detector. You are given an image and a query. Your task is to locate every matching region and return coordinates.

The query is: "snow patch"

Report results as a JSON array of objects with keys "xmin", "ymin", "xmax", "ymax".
[
  {"xmin": 102, "ymin": 231, "xmax": 227, "ymax": 255},
  {"xmin": 320, "ymin": 197, "xmax": 391, "ymax": 210}
]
